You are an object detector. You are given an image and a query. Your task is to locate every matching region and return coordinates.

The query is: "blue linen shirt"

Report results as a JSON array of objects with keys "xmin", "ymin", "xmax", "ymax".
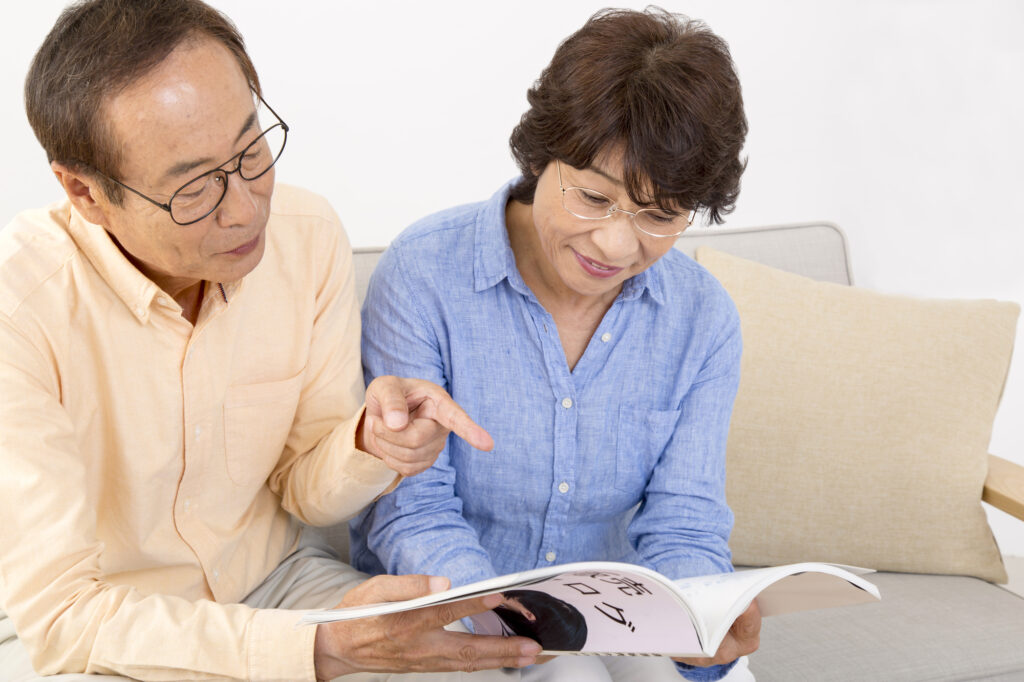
[{"xmin": 351, "ymin": 181, "xmax": 742, "ymax": 680}]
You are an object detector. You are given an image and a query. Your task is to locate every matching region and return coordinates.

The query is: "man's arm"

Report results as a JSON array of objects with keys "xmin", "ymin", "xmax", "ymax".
[{"xmin": 353, "ymin": 243, "xmax": 498, "ymax": 587}]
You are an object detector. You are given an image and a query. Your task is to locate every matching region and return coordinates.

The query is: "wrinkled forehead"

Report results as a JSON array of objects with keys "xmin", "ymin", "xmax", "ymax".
[{"xmin": 100, "ymin": 36, "xmax": 257, "ymax": 184}]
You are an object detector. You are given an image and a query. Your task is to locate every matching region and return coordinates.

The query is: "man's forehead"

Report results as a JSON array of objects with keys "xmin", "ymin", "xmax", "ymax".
[{"xmin": 100, "ymin": 37, "xmax": 257, "ymax": 183}]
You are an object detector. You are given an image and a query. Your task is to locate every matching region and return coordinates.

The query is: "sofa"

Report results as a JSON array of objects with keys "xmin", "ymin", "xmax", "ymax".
[{"xmin": 340, "ymin": 221, "xmax": 1024, "ymax": 682}]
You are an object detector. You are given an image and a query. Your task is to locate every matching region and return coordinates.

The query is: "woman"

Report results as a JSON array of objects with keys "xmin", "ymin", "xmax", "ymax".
[{"xmin": 352, "ymin": 8, "xmax": 758, "ymax": 681}]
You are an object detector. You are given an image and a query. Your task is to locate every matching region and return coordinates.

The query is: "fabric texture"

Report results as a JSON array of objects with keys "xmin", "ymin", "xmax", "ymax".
[
  {"xmin": 747, "ymin": 572, "xmax": 1024, "ymax": 681},
  {"xmin": 695, "ymin": 247, "xmax": 1017, "ymax": 582},
  {"xmin": 352, "ymin": 181, "xmax": 742, "ymax": 681},
  {"xmin": 0, "ymin": 185, "xmax": 398, "ymax": 680}
]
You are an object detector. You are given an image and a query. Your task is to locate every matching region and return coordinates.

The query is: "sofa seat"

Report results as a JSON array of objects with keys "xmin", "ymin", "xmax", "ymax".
[{"xmin": 748, "ymin": 571, "xmax": 1024, "ymax": 681}]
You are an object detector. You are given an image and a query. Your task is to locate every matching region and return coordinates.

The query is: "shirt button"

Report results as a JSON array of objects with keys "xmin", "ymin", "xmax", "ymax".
[
  {"xmin": 561, "ymin": 397, "xmax": 573, "ymax": 409},
  {"xmin": 213, "ymin": 569, "xmax": 220, "ymax": 582},
  {"xmin": 135, "ymin": 307, "xmax": 145, "ymax": 316},
  {"xmin": 545, "ymin": 551, "xmax": 557, "ymax": 562},
  {"xmin": 157, "ymin": 296, "xmax": 170, "ymax": 307},
  {"xmin": 601, "ymin": 332, "xmax": 611, "ymax": 342},
  {"xmin": 183, "ymin": 499, "xmax": 191, "ymax": 511},
  {"xmin": 558, "ymin": 481, "xmax": 569, "ymax": 494},
  {"xmin": 194, "ymin": 425, "xmax": 202, "ymax": 440}
]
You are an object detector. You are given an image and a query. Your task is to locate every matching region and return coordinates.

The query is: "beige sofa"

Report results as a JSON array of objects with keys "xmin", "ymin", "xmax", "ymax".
[{"xmin": 344, "ymin": 222, "xmax": 1024, "ymax": 681}]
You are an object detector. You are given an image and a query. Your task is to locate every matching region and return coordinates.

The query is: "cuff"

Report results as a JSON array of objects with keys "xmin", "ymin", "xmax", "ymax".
[
  {"xmin": 674, "ymin": 659, "xmax": 737, "ymax": 681},
  {"xmin": 247, "ymin": 608, "xmax": 318, "ymax": 682}
]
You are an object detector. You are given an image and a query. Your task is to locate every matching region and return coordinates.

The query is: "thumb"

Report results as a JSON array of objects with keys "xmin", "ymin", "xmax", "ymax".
[
  {"xmin": 348, "ymin": 574, "xmax": 451, "ymax": 606},
  {"xmin": 366, "ymin": 376, "xmax": 411, "ymax": 431}
]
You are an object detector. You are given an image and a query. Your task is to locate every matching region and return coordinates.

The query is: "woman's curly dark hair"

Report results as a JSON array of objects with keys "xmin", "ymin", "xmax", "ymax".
[{"xmin": 509, "ymin": 7, "xmax": 747, "ymax": 224}]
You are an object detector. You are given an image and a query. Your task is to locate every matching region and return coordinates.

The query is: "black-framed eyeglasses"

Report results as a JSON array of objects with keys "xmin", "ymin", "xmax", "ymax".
[{"xmin": 97, "ymin": 95, "xmax": 289, "ymax": 226}]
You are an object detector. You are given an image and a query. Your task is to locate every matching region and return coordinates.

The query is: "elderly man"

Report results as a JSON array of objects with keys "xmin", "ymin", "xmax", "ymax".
[{"xmin": 0, "ymin": 1, "xmax": 541, "ymax": 680}]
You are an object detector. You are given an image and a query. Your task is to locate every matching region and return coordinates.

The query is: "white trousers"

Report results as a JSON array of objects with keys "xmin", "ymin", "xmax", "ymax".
[{"xmin": 0, "ymin": 541, "xmax": 753, "ymax": 681}]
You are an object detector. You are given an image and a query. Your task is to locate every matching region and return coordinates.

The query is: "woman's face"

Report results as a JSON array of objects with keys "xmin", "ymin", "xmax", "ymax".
[{"xmin": 526, "ymin": 152, "xmax": 682, "ymax": 303}]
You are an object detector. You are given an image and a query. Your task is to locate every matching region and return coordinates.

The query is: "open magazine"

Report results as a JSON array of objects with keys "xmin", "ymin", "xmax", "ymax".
[{"xmin": 299, "ymin": 561, "xmax": 880, "ymax": 657}]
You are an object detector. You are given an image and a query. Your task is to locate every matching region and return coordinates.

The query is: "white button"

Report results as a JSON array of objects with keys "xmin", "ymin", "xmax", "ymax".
[
  {"xmin": 601, "ymin": 332, "xmax": 611, "ymax": 342},
  {"xmin": 558, "ymin": 481, "xmax": 569, "ymax": 494},
  {"xmin": 213, "ymin": 569, "xmax": 220, "ymax": 581},
  {"xmin": 158, "ymin": 296, "xmax": 170, "ymax": 307},
  {"xmin": 183, "ymin": 499, "xmax": 191, "ymax": 511},
  {"xmin": 561, "ymin": 397, "xmax": 573, "ymax": 409},
  {"xmin": 545, "ymin": 551, "xmax": 557, "ymax": 562},
  {"xmin": 135, "ymin": 307, "xmax": 145, "ymax": 316},
  {"xmin": 194, "ymin": 425, "xmax": 202, "ymax": 439}
]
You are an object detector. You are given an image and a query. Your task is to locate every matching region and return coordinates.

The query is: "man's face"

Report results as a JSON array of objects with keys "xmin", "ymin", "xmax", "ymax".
[{"xmin": 95, "ymin": 36, "xmax": 274, "ymax": 292}]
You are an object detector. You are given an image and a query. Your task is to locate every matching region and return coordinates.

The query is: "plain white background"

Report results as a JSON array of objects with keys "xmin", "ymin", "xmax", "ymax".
[{"xmin": 2, "ymin": 1, "xmax": 1022, "ymax": 556}]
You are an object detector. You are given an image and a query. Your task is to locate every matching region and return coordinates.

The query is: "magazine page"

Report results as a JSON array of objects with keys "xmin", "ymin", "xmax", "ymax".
[
  {"xmin": 672, "ymin": 563, "xmax": 881, "ymax": 654},
  {"xmin": 468, "ymin": 566, "xmax": 705, "ymax": 656},
  {"xmin": 299, "ymin": 561, "xmax": 710, "ymax": 655}
]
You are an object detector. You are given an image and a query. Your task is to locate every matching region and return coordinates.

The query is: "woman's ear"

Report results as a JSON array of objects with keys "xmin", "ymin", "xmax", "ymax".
[{"xmin": 50, "ymin": 161, "xmax": 110, "ymax": 226}]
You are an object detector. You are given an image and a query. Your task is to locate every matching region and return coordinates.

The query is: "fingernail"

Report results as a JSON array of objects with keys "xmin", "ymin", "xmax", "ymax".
[
  {"xmin": 384, "ymin": 411, "xmax": 405, "ymax": 429},
  {"xmin": 520, "ymin": 642, "xmax": 542, "ymax": 656},
  {"xmin": 428, "ymin": 576, "xmax": 449, "ymax": 593},
  {"xmin": 482, "ymin": 593, "xmax": 502, "ymax": 608}
]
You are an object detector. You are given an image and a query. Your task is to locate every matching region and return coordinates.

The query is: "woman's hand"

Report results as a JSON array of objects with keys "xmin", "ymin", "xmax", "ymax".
[{"xmin": 672, "ymin": 599, "xmax": 760, "ymax": 668}]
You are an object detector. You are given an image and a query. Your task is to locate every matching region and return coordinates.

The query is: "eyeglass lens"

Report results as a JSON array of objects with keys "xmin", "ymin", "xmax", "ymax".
[
  {"xmin": 562, "ymin": 187, "xmax": 687, "ymax": 237},
  {"xmin": 169, "ymin": 122, "xmax": 287, "ymax": 224}
]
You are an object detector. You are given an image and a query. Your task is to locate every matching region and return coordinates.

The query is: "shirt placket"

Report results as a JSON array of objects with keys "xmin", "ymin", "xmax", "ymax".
[
  {"xmin": 175, "ymin": 291, "xmax": 231, "ymax": 599},
  {"xmin": 528, "ymin": 303, "xmax": 578, "ymax": 567}
]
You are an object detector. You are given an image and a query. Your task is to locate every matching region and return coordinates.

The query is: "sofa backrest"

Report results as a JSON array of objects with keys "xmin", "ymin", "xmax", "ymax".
[
  {"xmin": 326, "ymin": 222, "xmax": 852, "ymax": 562},
  {"xmin": 351, "ymin": 221, "xmax": 852, "ymax": 305}
]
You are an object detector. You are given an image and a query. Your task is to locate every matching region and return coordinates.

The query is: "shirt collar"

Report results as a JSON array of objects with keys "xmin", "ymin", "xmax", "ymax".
[
  {"xmin": 65, "ymin": 204, "xmax": 240, "ymax": 323},
  {"xmin": 66, "ymin": 204, "xmax": 160, "ymax": 323},
  {"xmin": 471, "ymin": 179, "xmax": 666, "ymax": 305}
]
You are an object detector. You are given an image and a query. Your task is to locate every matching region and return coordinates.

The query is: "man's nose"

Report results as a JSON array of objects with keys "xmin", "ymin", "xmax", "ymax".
[{"xmin": 215, "ymin": 172, "xmax": 259, "ymax": 227}]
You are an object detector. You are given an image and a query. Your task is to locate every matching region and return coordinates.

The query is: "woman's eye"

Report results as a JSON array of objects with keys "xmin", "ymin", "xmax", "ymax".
[{"xmin": 579, "ymin": 190, "xmax": 611, "ymax": 206}]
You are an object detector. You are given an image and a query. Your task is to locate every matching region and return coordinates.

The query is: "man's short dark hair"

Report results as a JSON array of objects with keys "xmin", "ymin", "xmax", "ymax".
[
  {"xmin": 509, "ymin": 7, "xmax": 747, "ymax": 224},
  {"xmin": 25, "ymin": 0, "xmax": 261, "ymax": 204}
]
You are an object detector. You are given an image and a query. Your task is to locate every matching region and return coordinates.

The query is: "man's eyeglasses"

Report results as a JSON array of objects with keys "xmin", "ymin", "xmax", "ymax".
[
  {"xmin": 97, "ymin": 96, "xmax": 288, "ymax": 226},
  {"xmin": 556, "ymin": 160, "xmax": 694, "ymax": 238}
]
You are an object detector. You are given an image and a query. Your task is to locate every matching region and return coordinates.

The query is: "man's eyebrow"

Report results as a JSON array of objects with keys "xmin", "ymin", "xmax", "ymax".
[{"xmin": 160, "ymin": 110, "xmax": 260, "ymax": 182}]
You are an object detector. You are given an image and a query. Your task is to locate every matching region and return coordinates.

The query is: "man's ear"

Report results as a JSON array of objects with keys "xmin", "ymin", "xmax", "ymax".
[{"xmin": 50, "ymin": 161, "xmax": 110, "ymax": 226}]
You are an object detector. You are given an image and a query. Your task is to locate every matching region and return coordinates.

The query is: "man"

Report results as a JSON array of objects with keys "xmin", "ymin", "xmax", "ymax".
[{"xmin": 0, "ymin": 1, "xmax": 540, "ymax": 679}]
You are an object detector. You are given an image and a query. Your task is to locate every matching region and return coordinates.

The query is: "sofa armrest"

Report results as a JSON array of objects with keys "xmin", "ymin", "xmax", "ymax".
[{"xmin": 983, "ymin": 454, "xmax": 1024, "ymax": 522}]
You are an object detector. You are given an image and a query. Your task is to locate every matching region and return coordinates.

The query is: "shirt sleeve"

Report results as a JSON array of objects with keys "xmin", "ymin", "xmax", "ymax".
[
  {"xmin": 351, "ymin": 243, "xmax": 498, "ymax": 588},
  {"xmin": 0, "ymin": 313, "xmax": 317, "ymax": 681},
  {"xmin": 266, "ymin": 205, "xmax": 399, "ymax": 527}
]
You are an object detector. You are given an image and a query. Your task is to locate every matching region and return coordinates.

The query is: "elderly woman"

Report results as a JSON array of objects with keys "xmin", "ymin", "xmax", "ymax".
[{"xmin": 352, "ymin": 8, "xmax": 758, "ymax": 681}]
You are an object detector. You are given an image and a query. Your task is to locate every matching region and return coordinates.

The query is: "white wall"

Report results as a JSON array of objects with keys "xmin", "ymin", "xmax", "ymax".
[{"xmin": 2, "ymin": 1, "xmax": 1022, "ymax": 555}]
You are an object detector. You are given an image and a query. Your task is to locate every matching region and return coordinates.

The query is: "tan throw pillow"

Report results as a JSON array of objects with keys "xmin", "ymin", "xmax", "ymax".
[{"xmin": 696, "ymin": 246, "xmax": 1018, "ymax": 583}]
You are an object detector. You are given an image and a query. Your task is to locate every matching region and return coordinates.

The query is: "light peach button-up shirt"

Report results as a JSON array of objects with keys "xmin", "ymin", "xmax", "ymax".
[{"xmin": 0, "ymin": 184, "xmax": 398, "ymax": 680}]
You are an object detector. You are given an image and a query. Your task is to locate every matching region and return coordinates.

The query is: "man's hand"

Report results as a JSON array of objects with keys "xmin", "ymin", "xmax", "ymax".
[
  {"xmin": 358, "ymin": 376, "xmax": 494, "ymax": 476},
  {"xmin": 314, "ymin": 574, "xmax": 541, "ymax": 679},
  {"xmin": 672, "ymin": 599, "xmax": 760, "ymax": 668}
]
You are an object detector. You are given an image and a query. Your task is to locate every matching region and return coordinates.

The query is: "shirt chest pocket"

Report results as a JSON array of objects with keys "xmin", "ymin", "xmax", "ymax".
[
  {"xmin": 614, "ymin": 406, "xmax": 681, "ymax": 494},
  {"xmin": 223, "ymin": 370, "xmax": 305, "ymax": 488}
]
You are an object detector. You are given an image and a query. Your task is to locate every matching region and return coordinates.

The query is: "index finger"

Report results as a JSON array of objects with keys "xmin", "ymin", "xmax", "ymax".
[{"xmin": 428, "ymin": 392, "xmax": 494, "ymax": 452}]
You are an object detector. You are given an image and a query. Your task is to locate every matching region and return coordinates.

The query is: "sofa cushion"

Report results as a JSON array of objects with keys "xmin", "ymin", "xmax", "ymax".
[
  {"xmin": 696, "ymin": 247, "xmax": 1018, "ymax": 582},
  {"xmin": 748, "ymin": 572, "xmax": 1024, "ymax": 681}
]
